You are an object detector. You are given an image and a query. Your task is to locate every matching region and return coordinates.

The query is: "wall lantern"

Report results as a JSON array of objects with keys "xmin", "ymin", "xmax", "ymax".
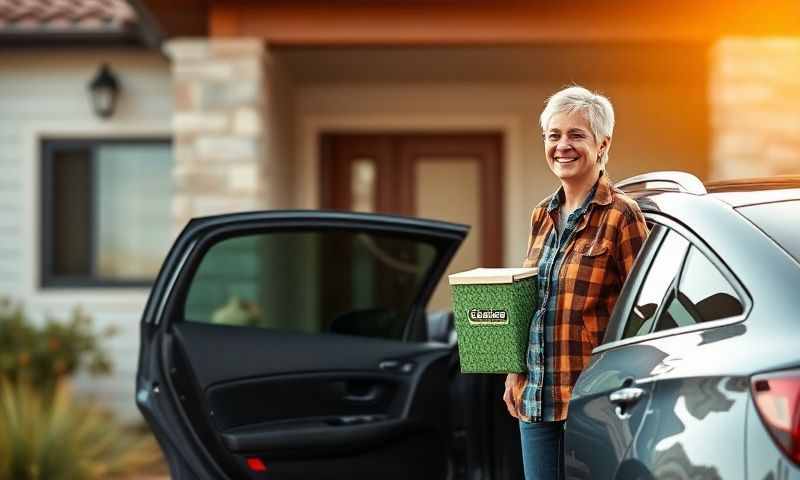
[{"xmin": 88, "ymin": 63, "xmax": 120, "ymax": 119}]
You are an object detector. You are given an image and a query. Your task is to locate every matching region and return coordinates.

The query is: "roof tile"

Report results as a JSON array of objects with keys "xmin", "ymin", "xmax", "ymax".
[{"xmin": 0, "ymin": 0, "xmax": 137, "ymax": 33}]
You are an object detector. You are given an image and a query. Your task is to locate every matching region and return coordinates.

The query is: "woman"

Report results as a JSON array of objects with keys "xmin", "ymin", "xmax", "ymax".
[{"xmin": 502, "ymin": 86, "xmax": 649, "ymax": 480}]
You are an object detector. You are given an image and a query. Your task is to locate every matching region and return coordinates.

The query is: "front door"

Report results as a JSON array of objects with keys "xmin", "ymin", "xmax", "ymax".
[{"xmin": 321, "ymin": 133, "xmax": 503, "ymax": 311}]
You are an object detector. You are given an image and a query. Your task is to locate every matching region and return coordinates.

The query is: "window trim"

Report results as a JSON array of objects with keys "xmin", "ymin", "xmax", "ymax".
[
  {"xmin": 40, "ymin": 137, "xmax": 172, "ymax": 288},
  {"xmin": 593, "ymin": 212, "xmax": 752, "ymax": 355}
]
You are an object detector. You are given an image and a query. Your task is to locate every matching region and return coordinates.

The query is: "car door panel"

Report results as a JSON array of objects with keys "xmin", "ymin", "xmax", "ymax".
[
  {"xmin": 161, "ymin": 320, "xmax": 454, "ymax": 478},
  {"xmin": 207, "ymin": 375, "xmax": 402, "ymax": 438},
  {"xmin": 169, "ymin": 321, "xmax": 452, "ymax": 455}
]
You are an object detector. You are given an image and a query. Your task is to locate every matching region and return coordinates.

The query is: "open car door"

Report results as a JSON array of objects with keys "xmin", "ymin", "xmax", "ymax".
[{"xmin": 136, "ymin": 211, "xmax": 468, "ymax": 480}]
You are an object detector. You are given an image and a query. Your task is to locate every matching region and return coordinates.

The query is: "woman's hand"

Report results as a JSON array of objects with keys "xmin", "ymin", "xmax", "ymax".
[{"xmin": 503, "ymin": 373, "xmax": 524, "ymax": 419}]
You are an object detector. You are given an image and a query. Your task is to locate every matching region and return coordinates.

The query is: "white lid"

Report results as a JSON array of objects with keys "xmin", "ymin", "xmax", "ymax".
[{"xmin": 448, "ymin": 267, "xmax": 538, "ymax": 285}]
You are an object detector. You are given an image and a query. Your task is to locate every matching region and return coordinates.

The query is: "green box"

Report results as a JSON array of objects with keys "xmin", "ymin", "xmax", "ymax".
[{"xmin": 448, "ymin": 268, "xmax": 538, "ymax": 374}]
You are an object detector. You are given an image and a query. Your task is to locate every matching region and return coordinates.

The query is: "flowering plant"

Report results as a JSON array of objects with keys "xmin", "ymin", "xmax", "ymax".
[{"xmin": 0, "ymin": 298, "xmax": 114, "ymax": 393}]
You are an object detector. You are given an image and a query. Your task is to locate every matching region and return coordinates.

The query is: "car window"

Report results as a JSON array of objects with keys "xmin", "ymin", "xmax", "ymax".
[
  {"xmin": 622, "ymin": 230, "xmax": 689, "ymax": 339},
  {"xmin": 183, "ymin": 230, "xmax": 438, "ymax": 340},
  {"xmin": 654, "ymin": 247, "xmax": 744, "ymax": 332},
  {"xmin": 737, "ymin": 200, "xmax": 800, "ymax": 264}
]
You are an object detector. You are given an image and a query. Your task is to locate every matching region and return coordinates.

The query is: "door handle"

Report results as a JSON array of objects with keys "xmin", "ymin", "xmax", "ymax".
[
  {"xmin": 379, "ymin": 360, "xmax": 400, "ymax": 371},
  {"xmin": 343, "ymin": 383, "xmax": 383, "ymax": 402},
  {"xmin": 344, "ymin": 388, "xmax": 379, "ymax": 402},
  {"xmin": 609, "ymin": 386, "xmax": 646, "ymax": 405},
  {"xmin": 609, "ymin": 386, "xmax": 646, "ymax": 420}
]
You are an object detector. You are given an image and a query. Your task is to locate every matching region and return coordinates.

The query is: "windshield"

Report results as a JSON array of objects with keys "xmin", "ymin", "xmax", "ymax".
[
  {"xmin": 183, "ymin": 229, "xmax": 439, "ymax": 339},
  {"xmin": 737, "ymin": 200, "xmax": 800, "ymax": 264}
]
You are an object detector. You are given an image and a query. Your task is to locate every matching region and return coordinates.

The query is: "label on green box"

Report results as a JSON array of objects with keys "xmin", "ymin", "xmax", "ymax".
[{"xmin": 468, "ymin": 308, "xmax": 509, "ymax": 325}]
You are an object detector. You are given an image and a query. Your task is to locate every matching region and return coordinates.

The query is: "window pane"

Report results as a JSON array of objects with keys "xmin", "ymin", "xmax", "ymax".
[
  {"xmin": 95, "ymin": 143, "xmax": 173, "ymax": 280},
  {"xmin": 51, "ymin": 148, "xmax": 92, "ymax": 276},
  {"xmin": 350, "ymin": 158, "xmax": 376, "ymax": 213},
  {"xmin": 184, "ymin": 230, "xmax": 439, "ymax": 340},
  {"xmin": 737, "ymin": 200, "xmax": 800, "ymax": 264},
  {"xmin": 622, "ymin": 231, "xmax": 689, "ymax": 339},
  {"xmin": 654, "ymin": 247, "xmax": 743, "ymax": 331}
]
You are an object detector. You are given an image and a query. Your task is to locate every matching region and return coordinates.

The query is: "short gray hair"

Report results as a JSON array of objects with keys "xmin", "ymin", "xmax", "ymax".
[{"xmin": 539, "ymin": 86, "xmax": 615, "ymax": 167}]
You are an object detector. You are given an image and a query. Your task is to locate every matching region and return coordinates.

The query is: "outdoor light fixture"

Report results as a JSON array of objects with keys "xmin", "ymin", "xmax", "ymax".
[{"xmin": 88, "ymin": 63, "xmax": 120, "ymax": 119}]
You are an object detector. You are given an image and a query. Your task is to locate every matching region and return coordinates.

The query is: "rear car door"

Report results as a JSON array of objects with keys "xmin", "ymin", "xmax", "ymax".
[
  {"xmin": 567, "ymin": 214, "xmax": 752, "ymax": 479},
  {"xmin": 136, "ymin": 211, "xmax": 468, "ymax": 480},
  {"xmin": 614, "ymin": 216, "xmax": 751, "ymax": 479}
]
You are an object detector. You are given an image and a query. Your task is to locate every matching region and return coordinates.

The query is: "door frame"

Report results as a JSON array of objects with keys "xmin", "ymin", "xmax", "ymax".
[{"xmin": 298, "ymin": 114, "xmax": 526, "ymax": 266}]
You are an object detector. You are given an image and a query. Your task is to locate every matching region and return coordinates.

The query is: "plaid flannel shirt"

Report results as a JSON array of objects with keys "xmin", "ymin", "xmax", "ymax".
[{"xmin": 513, "ymin": 172, "xmax": 649, "ymax": 422}]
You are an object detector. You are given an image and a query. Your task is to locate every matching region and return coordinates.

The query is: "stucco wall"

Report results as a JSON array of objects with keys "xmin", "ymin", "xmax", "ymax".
[{"xmin": 0, "ymin": 49, "xmax": 172, "ymax": 421}]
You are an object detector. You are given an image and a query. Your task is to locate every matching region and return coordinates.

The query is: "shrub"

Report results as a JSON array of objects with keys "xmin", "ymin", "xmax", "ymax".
[
  {"xmin": 0, "ymin": 378, "xmax": 162, "ymax": 480},
  {"xmin": 0, "ymin": 298, "xmax": 115, "ymax": 394}
]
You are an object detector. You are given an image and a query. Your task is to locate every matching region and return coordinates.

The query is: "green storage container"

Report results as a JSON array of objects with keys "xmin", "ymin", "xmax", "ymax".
[{"xmin": 448, "ymin": 268, "xmax": 538, "ymax": 374}]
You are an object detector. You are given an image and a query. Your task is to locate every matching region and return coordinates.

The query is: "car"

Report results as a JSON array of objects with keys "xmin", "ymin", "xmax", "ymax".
[
  {"xmin": 564, "ymin": 172, "xmax": 800, "ymax": 480},
  {"xmin": 136, "ymin": 172, "xmax": 800, "ymax": 480}
]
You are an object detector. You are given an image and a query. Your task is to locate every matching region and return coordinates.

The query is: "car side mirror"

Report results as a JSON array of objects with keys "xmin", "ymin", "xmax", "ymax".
[{"xmin": 426, "ymin": 310, "xmax": 455, "ymax": 345}]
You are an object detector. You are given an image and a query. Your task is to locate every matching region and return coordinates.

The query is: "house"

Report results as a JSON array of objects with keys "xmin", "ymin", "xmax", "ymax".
[{"xmin": 2, "ymin": 0, "xmax": 799, "ymax": 420}]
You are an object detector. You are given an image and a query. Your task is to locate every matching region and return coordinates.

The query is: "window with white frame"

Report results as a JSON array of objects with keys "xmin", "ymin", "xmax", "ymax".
[{"xmin": 40, "ymin": 139, "xmax": 173, "ymax": 287}]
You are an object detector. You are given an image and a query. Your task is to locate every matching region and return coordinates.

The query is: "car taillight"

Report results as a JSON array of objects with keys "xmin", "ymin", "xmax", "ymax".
[{"xmin": 751, "ymin": 370, "xmax": 800, "ymax": 464}]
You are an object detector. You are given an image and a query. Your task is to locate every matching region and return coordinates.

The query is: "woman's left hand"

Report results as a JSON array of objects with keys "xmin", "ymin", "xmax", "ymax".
[{"xmin": 503, "ymin": 373, "xmax": 524, "ymax": 419}]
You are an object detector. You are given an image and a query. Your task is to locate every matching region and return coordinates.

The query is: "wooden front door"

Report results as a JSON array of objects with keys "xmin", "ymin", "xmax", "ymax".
[{"xmin": 321, "ymin": 133, "xmax": 503, "ymax": 311}]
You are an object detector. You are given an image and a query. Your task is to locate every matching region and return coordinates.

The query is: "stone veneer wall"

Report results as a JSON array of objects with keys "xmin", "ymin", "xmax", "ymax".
[
  {"xmin": 164, "ymin": 38, "xmax": 291, "ymax": 233},
  {"xmin": 710, "ymin": 38, "xmax": 800, "ymax": 180}
]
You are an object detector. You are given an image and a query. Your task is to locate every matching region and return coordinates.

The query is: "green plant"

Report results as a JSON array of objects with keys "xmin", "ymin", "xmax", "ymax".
[
  {"xmin": 0, "ymin": 298, "xmax": 115, "ymax": 393},
  {"xmin": 0, "ymin": 377, "xmax": 162, "ymax": 480}
]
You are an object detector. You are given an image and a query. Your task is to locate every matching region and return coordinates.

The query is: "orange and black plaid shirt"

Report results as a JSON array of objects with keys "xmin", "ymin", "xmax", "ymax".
[{"xmin": 514, "ymin": 172, "xmax": 649, "ymax": 422}]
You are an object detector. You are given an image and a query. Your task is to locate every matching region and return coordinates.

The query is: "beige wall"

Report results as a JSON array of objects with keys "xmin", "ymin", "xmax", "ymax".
[
  {"xmin": 287, "ymin": 45, "xmax": 711, "ymax": 266},
  {"xmin": 0, "ymin": 49, "xmax": 172, "ymax": 421}
]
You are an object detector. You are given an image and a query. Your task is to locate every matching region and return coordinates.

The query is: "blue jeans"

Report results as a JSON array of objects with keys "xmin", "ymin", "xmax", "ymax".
[{"xmin": 519, "ymin": 420, "xmax": 565, "ymax": 480}]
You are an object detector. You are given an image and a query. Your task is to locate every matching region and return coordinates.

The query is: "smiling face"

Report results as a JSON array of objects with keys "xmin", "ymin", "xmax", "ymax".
[{"xmin": 544, "ymin": 110, "xmax": 608, "ymax": 186}]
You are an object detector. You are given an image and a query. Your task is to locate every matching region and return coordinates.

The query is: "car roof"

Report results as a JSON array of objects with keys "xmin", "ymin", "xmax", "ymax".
[{"xmin": 705, "ymin": 177, "xmax": 800, "ymax": 207}]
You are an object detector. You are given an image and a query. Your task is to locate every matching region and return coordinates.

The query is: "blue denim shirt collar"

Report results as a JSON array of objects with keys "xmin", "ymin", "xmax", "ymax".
[{"xmin": 546, "ymin": 170, "xmax": 605, "ymax": 216}]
